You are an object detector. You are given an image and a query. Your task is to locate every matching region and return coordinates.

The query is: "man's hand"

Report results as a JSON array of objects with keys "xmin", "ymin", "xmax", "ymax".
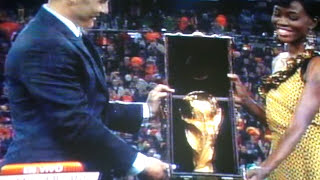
[
  {"xmin": 139, "ymin": 157, "xmax": 169, "ymax": 180},
  {"xmin": 147, "ymin": 84, "xmax": 174, "ymax": 118}
]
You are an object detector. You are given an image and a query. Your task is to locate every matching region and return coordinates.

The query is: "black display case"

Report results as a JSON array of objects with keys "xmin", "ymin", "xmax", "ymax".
[{"xmin": 164, "ymin": 33, "xmax": 242, "ymax": 179}]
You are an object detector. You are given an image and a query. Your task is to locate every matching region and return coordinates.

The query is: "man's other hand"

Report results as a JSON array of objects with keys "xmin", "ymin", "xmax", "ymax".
[
  {"xmin": 147, "ymin": 84, "xmax": 174, "ymax": 118},
  {"xmin": 139, "ymin": 157, "xmax": 169, "ymax": 180}
]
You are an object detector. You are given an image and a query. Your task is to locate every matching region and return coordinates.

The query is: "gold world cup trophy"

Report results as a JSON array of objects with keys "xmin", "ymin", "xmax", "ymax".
[{"xmin": 180, "ymin": 91, "xmax": 223, "ymax": 173}]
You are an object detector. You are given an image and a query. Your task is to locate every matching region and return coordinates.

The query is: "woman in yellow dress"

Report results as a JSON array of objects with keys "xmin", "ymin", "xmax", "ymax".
[{"xmin": 229, "ymin": 0, "xmax": 320, "ymax": 179}]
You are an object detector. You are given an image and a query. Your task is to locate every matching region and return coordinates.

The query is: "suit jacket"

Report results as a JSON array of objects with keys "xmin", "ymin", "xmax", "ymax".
[{"xmin": 3, "ymin": 7, "xmax": 143, "ymax": 176}]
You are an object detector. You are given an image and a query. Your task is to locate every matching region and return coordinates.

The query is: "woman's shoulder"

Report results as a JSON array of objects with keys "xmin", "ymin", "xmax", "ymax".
[
  {"xmin": 304, "ymin": 54, "xmax": 320, "ymax": 81},
  {"xmin": 307, "ymin": 54, "xmax": 320, "ymax": 68}
]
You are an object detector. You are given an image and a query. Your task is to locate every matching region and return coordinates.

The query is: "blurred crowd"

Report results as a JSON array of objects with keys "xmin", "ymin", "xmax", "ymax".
[
  {"xmin": 1, "ymin": 1, "xmax": 320, "ymax": 172},
  {"xmin": 94, "ymin": 4, "xmax": 273, "ymax": 36}
]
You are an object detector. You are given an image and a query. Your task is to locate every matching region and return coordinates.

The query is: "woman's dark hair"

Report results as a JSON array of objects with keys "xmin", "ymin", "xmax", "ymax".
[{"xmin": 275, "ymin": 0, "xmax": 319, "ymax": 19}]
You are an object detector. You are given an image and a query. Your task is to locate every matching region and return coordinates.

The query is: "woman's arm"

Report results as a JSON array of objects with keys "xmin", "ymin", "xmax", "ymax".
[
  {"xmin": 228, "ymin": 74, "xmax": 267, "ymax": 125},
  {"xmin": 247, "ymin": 56, "xmax": 320, "ymax": 179}
]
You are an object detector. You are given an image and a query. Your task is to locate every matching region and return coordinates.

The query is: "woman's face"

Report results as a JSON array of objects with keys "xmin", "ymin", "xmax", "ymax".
[{"xmin": 271, "ymin": 1, "xmax": 316, "ymax": 44}]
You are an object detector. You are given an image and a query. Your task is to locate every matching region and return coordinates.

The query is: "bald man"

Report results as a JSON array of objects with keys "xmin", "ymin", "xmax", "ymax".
[{"xmin": 2, "ymin": 0, "xmax": 173, "ymax": 179}]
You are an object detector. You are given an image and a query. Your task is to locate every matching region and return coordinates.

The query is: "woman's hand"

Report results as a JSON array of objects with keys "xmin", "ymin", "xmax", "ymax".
[
  {"xmin": 246, "ymin": 166, "xmax": 270, "ymax": 180},
  {"xmin": 228, "ymin": 73, "xmax": 267, "ymax": 123},
  {"xmin": 227, "ymin": 73, "xmax": 251, "ymax": 105}
]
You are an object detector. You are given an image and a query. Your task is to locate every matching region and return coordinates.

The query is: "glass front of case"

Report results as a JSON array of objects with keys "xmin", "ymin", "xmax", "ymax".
[{"xmin": 164, "ymin": 34, "xmax": 241, "ymax": 178}]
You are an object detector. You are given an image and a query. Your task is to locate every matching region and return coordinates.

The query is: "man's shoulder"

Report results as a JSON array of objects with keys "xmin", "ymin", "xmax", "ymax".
[
  {"xmin": 13, "ymin": 20, "xmax": 66, "ymax": 52},
  {"xmin": 21, "ymin": 18, "xmax": 60, "ymax": 39}
]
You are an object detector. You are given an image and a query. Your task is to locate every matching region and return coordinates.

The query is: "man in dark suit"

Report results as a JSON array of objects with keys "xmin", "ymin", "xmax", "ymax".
[{"xmin": 2, "ymin": 0, "xmax": 174, "ymax": 179}]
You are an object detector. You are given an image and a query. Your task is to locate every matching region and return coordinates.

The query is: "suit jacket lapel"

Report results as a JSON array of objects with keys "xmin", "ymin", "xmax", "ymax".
[
  {"xmin": 36, "ymin": 7, "xmax": 108, "ymax": 92},
  {"xmin": 72, "ymin": 36, "xmax": 108, "ymax": 92},
  {"xmin": 82, "ymin": 35, "xmax": 107, "ymax": 78}
]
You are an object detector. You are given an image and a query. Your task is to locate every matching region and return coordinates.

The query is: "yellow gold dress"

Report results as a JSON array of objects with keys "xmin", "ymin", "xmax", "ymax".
[{"xmin": 265, "ymin": 68, "xmax": 320, "ymax": 180}]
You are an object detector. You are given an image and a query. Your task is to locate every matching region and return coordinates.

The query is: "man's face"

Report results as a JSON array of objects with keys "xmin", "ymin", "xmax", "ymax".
[{"xmin": 70, "ymin": 0, "xmax": 109, "ymax": 28}]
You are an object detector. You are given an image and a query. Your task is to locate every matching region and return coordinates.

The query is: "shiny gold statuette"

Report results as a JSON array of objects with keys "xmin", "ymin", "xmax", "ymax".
[{"xmin": 180, "ymin": 91, "xmax": 223, "ymax": 173}]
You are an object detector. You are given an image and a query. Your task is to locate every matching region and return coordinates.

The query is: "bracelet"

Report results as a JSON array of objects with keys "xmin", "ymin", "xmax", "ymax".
[
  {"xmin": 247, "ymin": 165, "xmax": 262, "ymax": 170},
  {"xmin": 250, "ymin": 166, "xmax": 262, "ymax": 170}
]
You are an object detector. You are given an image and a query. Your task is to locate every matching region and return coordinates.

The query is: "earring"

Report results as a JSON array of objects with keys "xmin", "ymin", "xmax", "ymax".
[
  {"xmin": 305, "ymin": 28, "xmax": 316, "ymax": 50},
  {"xmin": 273, "ymin": 30, "xmax": 278, "ymax": 39},
  {"xmin": 273, "ymin": 30, "xmax": 283, "ymax": 47}
]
